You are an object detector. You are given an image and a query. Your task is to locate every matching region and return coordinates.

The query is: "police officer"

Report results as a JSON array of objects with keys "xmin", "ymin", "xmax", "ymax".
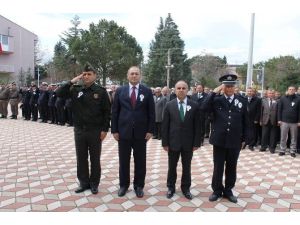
[
  {"xmin": 202, "ymin": 70, "xmax": 249, "ymax": 203},
  {"xmin": 56, "ymin": 63, "xmax": 111, "ymax": 195}
]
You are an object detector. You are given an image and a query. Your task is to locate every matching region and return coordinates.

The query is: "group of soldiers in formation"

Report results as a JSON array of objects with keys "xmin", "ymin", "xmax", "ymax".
[
  {"xmin": 1, "ymin": 67, "xmax": 300, "ymax": 204},
  {"xmin": 1, "ymin": 81, "xmax": 300, "ymax": 157}
]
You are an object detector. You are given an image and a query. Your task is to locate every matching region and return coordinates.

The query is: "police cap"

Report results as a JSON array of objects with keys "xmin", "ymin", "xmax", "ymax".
[{"xmin": 219, "ymin": 68, "xmax": 238, "ymax": 85}]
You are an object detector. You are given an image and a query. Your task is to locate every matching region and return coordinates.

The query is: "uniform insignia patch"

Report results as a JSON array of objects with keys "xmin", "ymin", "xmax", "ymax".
[
  {"xmin": 292, "ymin": 102, "xmax": 295, "ymax": 107},
  {"xmin": 238, "ymin": 102, "xmax": 243, "ymax": 108},
  {"xmin": 77, "ymin": 91, "xmax": 83, "ymax": 98},
  {"xmin": 94, "ymin": 93, "xmax": 99, "ymax": 99}
]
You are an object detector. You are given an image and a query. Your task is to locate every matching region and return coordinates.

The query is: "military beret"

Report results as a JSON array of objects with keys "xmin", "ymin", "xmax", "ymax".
[{"xmin": 83, "ymin": 63, "xmax": 96, "ymax": 73}]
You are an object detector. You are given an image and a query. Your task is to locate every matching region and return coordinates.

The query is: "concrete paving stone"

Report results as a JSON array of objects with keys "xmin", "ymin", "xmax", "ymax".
[{"xmin": 168, "ymin": 202, "xmax": 182, "ymax": 211}]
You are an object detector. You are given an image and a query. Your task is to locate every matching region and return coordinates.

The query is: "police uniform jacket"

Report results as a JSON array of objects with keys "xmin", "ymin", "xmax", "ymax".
[
  {"xmin": 201, "ymin": 92, "xmax": 249, "ymax": 149},
  {"xmin": 56, "ymin": 82, "xmax": 111, "ymax": 131}
]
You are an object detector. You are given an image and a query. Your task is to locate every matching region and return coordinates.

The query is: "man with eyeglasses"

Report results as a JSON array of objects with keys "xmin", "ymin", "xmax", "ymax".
[
  {"xmin": 111, "ymin": 66, "xmax": 155, "ymax": 198},
  {"xmin": 202, "ymin": 69, "xmax": 249, "ymax": 203}
]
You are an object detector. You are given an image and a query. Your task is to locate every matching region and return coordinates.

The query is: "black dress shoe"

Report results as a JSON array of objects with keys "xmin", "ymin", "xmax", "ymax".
[
  {"xmin": 270, "ymin": 149, "xmax": 275, "ymax": 154},
  {"xmin": 118, "ymin": 187, "xmax": 128, "ymax": 197},
  {"xmin": 209, "ymin": 193, "xmax": 222, "ymax": 202},
  {"xmin": 279, "ymin": 152, "xmax": 285, "ymax": 156},
  {"xmin": 166, "ymin": 189, "xmax": 175, "ymax": 199},
  {"xmin": 135, "ymin": 187, "xmax": 144, "ymax": 198},
  {"xmin": 259, "ymin": 148, "xmax": 266, "ymax": 152},
  {"xmin": 91, "ymin": 186, "xmax": 99, "ymax": 194},
  {"xmin": 183, "ymin": 191, "xmax": 193, "ymax": 200},
  {"xmin": 224, "ymin": 195, "xmax": 238, "ymax": 203},
  {"xmin": 249, "ymin": 146, "xmax": 254, "ymax": 151},
  {"xmin": 75, "ymin": 185, "xmax": 90, "ymax": 193},
  {"xmin": 291, "ymin": 153, "xmax": 296, "ymax": 158}
]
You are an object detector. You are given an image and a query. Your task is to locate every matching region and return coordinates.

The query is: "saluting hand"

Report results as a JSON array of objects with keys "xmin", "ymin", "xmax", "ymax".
[
  {"xmin": 71, "ymin": 73, "xmax": 83, "ymax": 84},
  {"xmin": 213, "ymin": 84, "xmax": 224, "ymax": 94}
]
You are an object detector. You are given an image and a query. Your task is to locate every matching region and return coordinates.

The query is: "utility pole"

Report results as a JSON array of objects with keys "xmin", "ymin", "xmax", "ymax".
[
  {"xmin": 37, "ymin": 67, "xmax": 40, "ymax": 87},
  {"xmin": 246, "ymin": 13, "xmax": 255, "ymax": 89},
  {"xmin": 165, "ymin": 48, "xmax": 174, "ymax": 88}
]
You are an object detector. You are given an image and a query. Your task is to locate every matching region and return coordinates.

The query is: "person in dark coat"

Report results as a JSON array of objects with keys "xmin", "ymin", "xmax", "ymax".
[
  {"xmin": 245, "ymin": 87, "xmax": 261, "ymax": 150},
  {"xmin": 29, "ymin": 84, "xmax": 39, "ymax": 121},
  {"xmin": 162, "ymin": 80, "xmax": 201, "ymax": 200},
  {"xmin": 56, "ymin": 63, "xmax": 111, "ymax": 194},
  {"xmin": 37, "ymin": 82, "xmax": 49, "ymax": 123},
  {"xmin": 277, "ymin": 86, "xmax": 300, "ymax": 158},
  {"xmin": 191, "ymin": 84, "xmax": 208, "ymax": 146},
  {"xmin": 202, "ymin": 70, "xmax": 249, "ymax": 203},
  {"xmin": 111, "ymin": 66, "xmax": 155, "ymax": 198}
]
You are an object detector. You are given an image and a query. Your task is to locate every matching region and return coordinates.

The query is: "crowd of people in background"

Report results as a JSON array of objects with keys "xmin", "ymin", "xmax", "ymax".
[{"xmin": 1, "ymin": 80, "xmax": 300, "ymax": 158}]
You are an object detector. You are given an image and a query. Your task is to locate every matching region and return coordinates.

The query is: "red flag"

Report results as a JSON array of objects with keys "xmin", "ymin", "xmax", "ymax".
[{"xmin": 0, "ymin": 43, "xmax": 3, "ymax": 55}]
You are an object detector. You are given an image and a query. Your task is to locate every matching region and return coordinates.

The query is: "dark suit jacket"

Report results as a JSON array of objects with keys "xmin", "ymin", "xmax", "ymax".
[
  {"xmin": 260, "ymin": 98, "xmax": 278, "ymax": 126},
  {"xmin": 162, "ymin": 98, "xmax": 201, "ymax": 151},
  {"xmin": 201, "ymin": 93, "xmax": 249, "ymax": 149},
  {"xmin": 111, "ymin": 84, "xmax": 155, "ymax": 140},
  {"xmin": 246, "ymin": 96, "xmax": 261, "ymax": 123}
]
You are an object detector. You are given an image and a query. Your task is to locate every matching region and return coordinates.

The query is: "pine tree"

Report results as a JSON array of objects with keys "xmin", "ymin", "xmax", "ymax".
[{"xmin": 144, "ymin": 13, "xmax": 191, "ymax": 88}]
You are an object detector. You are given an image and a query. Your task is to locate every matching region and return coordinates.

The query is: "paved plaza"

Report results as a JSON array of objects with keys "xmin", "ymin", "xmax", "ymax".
[{"xmin": 1, "ymin": 117, "xmax": 300, "ymax": 212}]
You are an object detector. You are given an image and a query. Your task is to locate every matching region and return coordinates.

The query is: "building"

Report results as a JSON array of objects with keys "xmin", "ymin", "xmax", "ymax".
[{"xmin": 0, "ymin": 15, "xmax": 38, "ymax": 85}]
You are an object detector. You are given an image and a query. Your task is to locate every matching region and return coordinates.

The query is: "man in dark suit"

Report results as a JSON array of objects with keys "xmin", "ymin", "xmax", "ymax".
[
  {"xmin": 245, "ymin": 87, "xmax": 261, "ymax": 150},
  {"xmin": 111, "ymin": 66, "xmax": 155, "ymax": 198},
  {"xmin": 260, "ymin": 89, "xmax": 278, "ymax": 153},
  {"xmin": 202, "ymin": 70, "xmax": 249, "ymax": 203},
  {"xmin": 191, "ymin": 84, "xmax": 208, "ymax": 146},
  {"xmin": 162, "ymin": 81, "xmax": 200, "ymax": 200}
]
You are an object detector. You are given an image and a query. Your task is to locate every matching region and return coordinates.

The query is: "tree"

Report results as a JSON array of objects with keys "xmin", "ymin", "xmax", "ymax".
[
  {"xmin": 25, "ymin": 68, "xmax": 33, "ymax": 86},
  {"xmin": 70, "ymin": 19, "xmax": 143, "ymax": 86},
  {"xmin": 144, "ymin": 13, "xmax": 191, "ymax": 87},
  {"xmin": 190, "ymin": 54, "xmax": 227, "ymax": 88}
]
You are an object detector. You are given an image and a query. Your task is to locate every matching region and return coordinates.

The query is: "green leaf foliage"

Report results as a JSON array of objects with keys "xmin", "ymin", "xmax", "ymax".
[{"xmin": 144, "ymin": 13, "xmax": 191, "ymax": 88}]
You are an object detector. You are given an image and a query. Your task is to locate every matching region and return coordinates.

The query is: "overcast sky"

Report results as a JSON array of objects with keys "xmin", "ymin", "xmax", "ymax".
[{"xmin": 1, "ymin": 0, "xmax": 300, "ymax": 64}]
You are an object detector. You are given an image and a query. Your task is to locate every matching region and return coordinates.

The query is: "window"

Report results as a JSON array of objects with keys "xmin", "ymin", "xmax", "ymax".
[{"xmin": 0, "ymin": 34, "xmax": 9, "ymax": 51}]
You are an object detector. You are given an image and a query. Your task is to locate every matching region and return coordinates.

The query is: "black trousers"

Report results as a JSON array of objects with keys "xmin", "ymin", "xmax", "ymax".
[
  {"xmin": 246, "ymin": 122, "xmax": 260, "ymax": 147},
  {"xmin": 199, "ymin": 115, "xmax": 206, "ymax": 144},
  {"xmin": 261, "ymin": 121, "xmax": 278, "ymax": 150},
  {"xmin": 56, "ymin": 106, "xmax": 65, "ymax": 125},
  {"xmin": 205, "ymin": 114, "xmax": 211, "ymax": 137},
  {"xmin": 118, "ymin": 139, "xmax": 146, "ymax": 189},
  {"xmin": 39, "ymin": 104, "xmax": 48, "ymax": 122},
  {"xmin": 49, "ymin": 106, "xmax": 57, "ymax": 123},
  {"xmin": 74, "ymin": 127, "xmax": 102, "ymax": 188},
  {"xmin": 23, "ymin": 103, "xmax": 31, "ymax": 120},
  {"xmin": 212, "ymin": 146, "xmax": 240, "ymax": 196},
  {"xmin": 30, "ymin": 104, "xmax": 38, "ymax": 121},
  {"xmin": 167, "ymin": 149, "xmax": 193, "ymax": 192},
  {"xmin": 154, "ymin": 122, "xmax": 162, "ymax": 138}
]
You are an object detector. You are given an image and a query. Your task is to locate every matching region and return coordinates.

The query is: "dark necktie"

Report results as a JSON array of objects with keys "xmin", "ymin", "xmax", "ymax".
[
  {"xmin": 227, "ymin": 97, "xmax": 232, "ymax": 104},
  {"xmin": 131, "ymin": 86, "xmax": 136, "ymax": 107},
  {"xmin": 179, "ymin": 101, "xmax": 184, "ymax": 121}
]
